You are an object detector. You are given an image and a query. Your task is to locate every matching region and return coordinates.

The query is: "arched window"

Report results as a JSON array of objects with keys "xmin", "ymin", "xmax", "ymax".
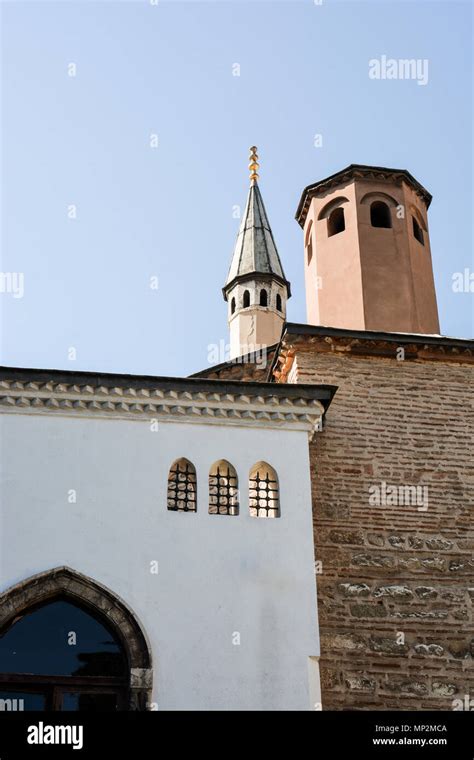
[
  {"xmin": 0, "ymin": 597, "xmax": 128, "ymax": 710},
  {"xmin": 249, "ymin": 462, "xmax": 280, "ymax": 518},
  {"xmin": 0, "ymin": 567, "xmax": 151, "ymax": 711},
  {"xmin": 209, "ymin": 460, "xmax": 239, "ymax": 516},
  {"xmin": 305, "ymin": 221, "xmax": 313, "ymax": 265},
  {"xmin": 412, "ymin": 216, "xmax": 424, "ymax": 245},
  {"xmin": 259, "ymin": 289, "xmax": 268, "ymax": 307},
  {"xmin": 243, "ymin": 290, "xmax": 250, "ymax": 308},
  {"xmin": 318, "ymin": 196, "xmax": 349, "ymax": 221},
  {"xmin": 276, "ymin": 293, "xmax": 282, "ymax": 312},
  {"xmin": 231, "ymin": 297, "xmax": 236, "ymax": 314},
  {"xmin": 327, "ymin": 207, "xmax": 345, "ymax": 237},
  {"xmin": 370, "ymin": 201, "xmax": 392, "ymax": 228},
  {"xmin": 167, "ymin": 458, "xmax": 197, "ymax": 512}
]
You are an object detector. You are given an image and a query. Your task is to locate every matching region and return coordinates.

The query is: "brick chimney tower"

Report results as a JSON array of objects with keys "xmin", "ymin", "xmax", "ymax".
[
  {"xmin": 224, "ymin": 147, "xmax": 291, "ymax": 359},
  {"xmin": 295, "ymin": 165, "xmax": 440, "ymax": 334}
]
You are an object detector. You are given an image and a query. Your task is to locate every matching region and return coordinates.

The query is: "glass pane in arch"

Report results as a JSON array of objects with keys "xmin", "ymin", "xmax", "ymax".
[{"xmin": 0, "ymin": 598, "xmax": 127, "ymax": 677}]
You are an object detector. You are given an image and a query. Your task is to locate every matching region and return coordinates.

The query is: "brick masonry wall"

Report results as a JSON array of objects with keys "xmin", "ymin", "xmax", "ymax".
[
  {"xmin": 190, "ymin": 348, "xmax": 275, "ymax": 382},
  {"xmin": 293, "ymin": 347, "xmax": 474, "ymax": 710}
]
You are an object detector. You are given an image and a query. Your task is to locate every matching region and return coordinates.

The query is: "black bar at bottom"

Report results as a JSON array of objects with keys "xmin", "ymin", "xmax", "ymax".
[{"xmin": 0, "ymin": 710, "xmax": 472, "ymax": 757}]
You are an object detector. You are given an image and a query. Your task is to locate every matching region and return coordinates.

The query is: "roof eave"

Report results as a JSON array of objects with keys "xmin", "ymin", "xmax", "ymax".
[
  {"xmin": 223, "ymin": 272, "xmax": 291, "ymax": 300},
  {"xmin": 0, "ymin": 363, "xmax": 336, "ymax": 412},
  {"xmin": 295, "ymin": 164, "xmax": 433, "ymax": 228}
]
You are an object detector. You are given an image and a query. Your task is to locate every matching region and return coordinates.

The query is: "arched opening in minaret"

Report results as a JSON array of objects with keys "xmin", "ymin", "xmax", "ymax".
[
  {"xmin": 231, "ymin": 297, "xmax": 236, "ymax": 314},
  {"xmin": 327, "ymin": 207, "xmax": 345, "ymax": 237},
  {"xmin": 243, "ymin": 290, "xmax": 250, "ymax": 308},
  {"xmin": 276, "ymin": 294, "xmax": 282, "ymax": 312},
  {"xmin": 370, "ymin": 201, "xmax": 392, "ymax": 228},
  {"xmin": 259, "ymin": 289, "xmax": 268, "ymax": 307}
]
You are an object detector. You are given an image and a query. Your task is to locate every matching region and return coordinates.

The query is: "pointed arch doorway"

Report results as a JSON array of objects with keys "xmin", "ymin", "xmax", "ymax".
[{"xmin": 0, "ymin": 568, "xmax": 152, "ymax": 711}]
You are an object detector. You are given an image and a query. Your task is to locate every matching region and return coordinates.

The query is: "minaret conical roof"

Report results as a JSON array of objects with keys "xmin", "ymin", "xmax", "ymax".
[{"xmin": 223, "ymin": 157, "xmax": 291, "ymax": 299}]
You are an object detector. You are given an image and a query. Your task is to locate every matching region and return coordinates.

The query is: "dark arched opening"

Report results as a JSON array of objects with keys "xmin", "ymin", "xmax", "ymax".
[
  {"xmin": 0, "ymin": 567, "xmax": 152, "ymax": 711},
  {"xmin": 327, "ymin": 207, "xmax": 345, "ymax": 237},
  {"xmin": 243, "ymin": 290, "xmax": 250, "ymax": 308},
  {"xmin": 259, "ymin": 289, "xmax": 268, "ymax": 307},
  {"xmin": 370, "ymin": 201, "xmax": 392, "ymax": 228},
  {"xmin": 412, "ymin": 216, "xmax": 424, "ymax": 245},
  {"xmin": 0, "ymin": 598, "xmax": 128, "ymax": 710}
]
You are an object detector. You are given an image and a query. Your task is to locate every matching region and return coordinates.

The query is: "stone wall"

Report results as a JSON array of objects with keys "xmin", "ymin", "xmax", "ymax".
[
  {"xmin": 293, "ymin": 346, "xmax": 474, "ymax": 710},
  {"xmin": 190, "ymin": 348, "xmax": 275, "ymax": 382},
  {"xmin": 191, "ymin": 333, "xmax": 474, "ymax": 710}
]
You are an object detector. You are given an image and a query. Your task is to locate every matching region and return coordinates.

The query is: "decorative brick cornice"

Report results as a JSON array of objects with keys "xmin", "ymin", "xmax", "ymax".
[
  {"xmin": 271, "ymin": 324, "xmax": 474, "ymax": 382},
  {"xmin": 0, "ymin": 368, "xmax": 335, "ymax": 437}
]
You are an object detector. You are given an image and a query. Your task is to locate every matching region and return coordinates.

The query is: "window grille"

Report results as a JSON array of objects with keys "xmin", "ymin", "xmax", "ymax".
[
  {"xmin": 249, "ymin": 463, "xmax": 279, "ymax": 518},
  {"xmin": 167, "ymin": 459, "xmax": 197, "ymax": 512},
  {"xmin": 209, "ymin": 461, "xmax": 239, "ymax": 516}
]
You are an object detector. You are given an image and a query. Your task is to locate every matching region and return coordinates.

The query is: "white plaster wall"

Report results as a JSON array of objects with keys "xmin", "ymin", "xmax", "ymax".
[{"xmin": 0, "ymin": 412, "xmax": 319, "ymax": 710}]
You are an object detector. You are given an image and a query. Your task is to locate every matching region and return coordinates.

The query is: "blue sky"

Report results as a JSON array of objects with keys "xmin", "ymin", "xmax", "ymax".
[{"xmin": 1, "ymin": 0, "xmax": 472, "ymax": 377}]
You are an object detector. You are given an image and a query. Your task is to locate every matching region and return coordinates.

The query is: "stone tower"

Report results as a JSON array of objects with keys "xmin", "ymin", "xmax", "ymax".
[
  {"xmin": 223, "ymin": 147, "xmax": 291, "ymax": 359},
  {"xmin": 295, "ymin": 164, "xmax": 440, "ymax": 334}
]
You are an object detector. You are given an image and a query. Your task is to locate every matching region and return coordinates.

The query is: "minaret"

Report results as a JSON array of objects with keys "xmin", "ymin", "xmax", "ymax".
[{"xmin": 223, "ymin": 147, "xmax": 291, "ymax": 359}]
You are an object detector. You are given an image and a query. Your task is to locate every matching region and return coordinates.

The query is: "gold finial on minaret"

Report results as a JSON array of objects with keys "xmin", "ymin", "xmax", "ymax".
[{"xmin": 249, "ymin": 145, "xmax": 259, "ymax": 184}]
